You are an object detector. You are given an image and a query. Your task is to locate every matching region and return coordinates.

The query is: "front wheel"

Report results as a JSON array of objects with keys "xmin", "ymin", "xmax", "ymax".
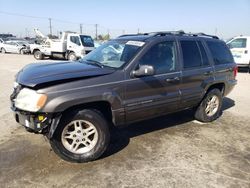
[
  {"xmin": 19, "ymin": 49, "xmax": 25, "ymax": 55},
  {"xmin": 67, "ymin": 52, "xmax": 77, "ymax": 61},
  {"xmin": 50, "ymin": 109, "xmax": 110, "ymax": 163},
  {"xmin": 194, "ymin": 89, "xmax": 223, "ymax": 122},
  {"xmin": 34, "ymin": 50, "xmax": 44, "ymax": 60}
]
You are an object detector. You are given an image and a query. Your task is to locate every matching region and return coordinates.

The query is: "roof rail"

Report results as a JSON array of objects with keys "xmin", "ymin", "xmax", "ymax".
[
  {"xmin": 187, "ymin": 32, "xmax": 219, "ymax": 39},
  {"xmin": 118, "ymin": 31, "xmax": 219, "ymax": 39},
  {"xmin": 149, "ymin": 30, "xmax": 185, "ymax": 37},
  {"xmin": 117, "ymin": 33, "xmax": 147, "ymax": 38}
]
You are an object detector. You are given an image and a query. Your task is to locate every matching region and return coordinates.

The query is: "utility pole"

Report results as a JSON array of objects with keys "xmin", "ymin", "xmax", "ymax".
[
  {"xmin": 49, "ymin": 18, "xmax": 52, "ymax": 36},
  {"xmin": 95, "ymin": 24, "xmax": 98, "ymax": 40},
  {"xmin": 80, "ymin": 24, "xmax": 83, "ymax": 34},
  {"xmin": 137, "ymin": 28, "xmax": 140, "ymax": 34}
]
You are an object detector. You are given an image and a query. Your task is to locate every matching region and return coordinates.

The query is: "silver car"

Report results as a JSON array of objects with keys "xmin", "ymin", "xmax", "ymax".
[{"xmin": 0, "ymin": 40, "xmax": 30, "ymax": 54}]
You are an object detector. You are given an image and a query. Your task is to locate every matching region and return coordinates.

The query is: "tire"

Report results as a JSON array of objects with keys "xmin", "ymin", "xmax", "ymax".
[
  {"xmin": 194, "ymin": 89, "xmax": 223, "ymax": 122},
  {"xmin": 50, "ymin": 109, "xmax": 110, "ymax": 163},
  {"xmin": 1, "ymin": 48, "xmax": 6, "ymax": 54},
  {"xmin": 19, "ymin": 49, "xmax": 25, "ymax": 55},
  {"xmin": 67, "ymin": 52, "xmax": 77, "ymax": 61},
  {"xmin": 34, "ymin": 50, "xmax": 44, "ymax": 60}
]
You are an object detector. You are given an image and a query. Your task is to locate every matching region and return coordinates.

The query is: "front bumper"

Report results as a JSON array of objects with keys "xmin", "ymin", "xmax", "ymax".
[{"xmin": 13, "ymin": 108, "xmax": 52, "ymax": 133}]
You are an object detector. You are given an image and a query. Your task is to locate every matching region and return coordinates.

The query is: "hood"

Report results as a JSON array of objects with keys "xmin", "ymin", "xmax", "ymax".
[{"xmin": 16, "ymin": 61, "xmax": 115, "ymax": 87}]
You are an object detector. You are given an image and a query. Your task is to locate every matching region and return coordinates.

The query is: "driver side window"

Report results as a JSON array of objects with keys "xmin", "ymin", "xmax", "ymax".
[
  {"xmin": 139, "ymin": 41, "xmax": 176, "ymax": 74},
  {"xmin": 70, "ymin": 36, "xmax": 81, "ymax": 46}
]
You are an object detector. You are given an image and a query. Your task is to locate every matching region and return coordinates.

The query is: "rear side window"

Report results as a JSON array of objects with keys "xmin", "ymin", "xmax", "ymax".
[
  {"xmin": 207, "ymin": 41, "xmax": 233, "ymax": 65},
  {"xmin": 181, "ymin": 41, "xmax": 202, "ymax": 69},
  {"xmin": 197, "ymin": 41, "xmax": 209, "ymax": 66}
]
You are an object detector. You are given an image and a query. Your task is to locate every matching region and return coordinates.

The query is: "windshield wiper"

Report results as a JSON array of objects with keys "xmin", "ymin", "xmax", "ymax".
[{"xmin": 84, "ymin": 59, "xmax": 104, "ymax": 68}]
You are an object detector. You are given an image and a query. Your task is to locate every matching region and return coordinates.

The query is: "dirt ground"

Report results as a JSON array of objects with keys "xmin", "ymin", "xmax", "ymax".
[{"xmin": 0, "ymin": 53, "xmax": 249, "ymax": 188}]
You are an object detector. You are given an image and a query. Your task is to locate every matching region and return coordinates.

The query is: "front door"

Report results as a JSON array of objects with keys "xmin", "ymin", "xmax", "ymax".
[{"xmin": 124, "ymin": 40, "xmax": 181, "ymax": 123}]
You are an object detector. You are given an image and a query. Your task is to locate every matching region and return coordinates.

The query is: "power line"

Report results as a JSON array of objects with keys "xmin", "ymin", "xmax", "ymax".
[
  {"xmin": 0, "ymin": 10, "xmax": 126, "ymax": 37},
  {"xmin": 0, "ymin": 11, "xmax": 47, "ymax": 20}
]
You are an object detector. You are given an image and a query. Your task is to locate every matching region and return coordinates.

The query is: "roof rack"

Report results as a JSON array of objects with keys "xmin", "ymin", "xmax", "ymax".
[
  {"xmin": 148, "ymin": 30, "xmax": 186, "ymax": 37},
  {"xmin": 118, "ymin": 34, "xmax": 144, "ymax": 38},
  {"xmin": 187, "ymin": 32, "xmax": 219, "ymax": 39},
  {"xmin": 149, "ymin": 31, "xmax": 219, "ymax": 39},
  {"xmin": 118, "ymin": 31, "xmax": 219, "ymax": 39}
]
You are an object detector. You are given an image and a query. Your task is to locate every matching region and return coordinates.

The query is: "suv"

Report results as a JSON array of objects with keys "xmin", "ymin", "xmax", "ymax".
[
  {"xmin": 227, "ymin": 36, "xmax": 250, "ymax": 70},
  {"xmin": 10, "ymin": 31, "xmax": 237, "ymax": 163}
]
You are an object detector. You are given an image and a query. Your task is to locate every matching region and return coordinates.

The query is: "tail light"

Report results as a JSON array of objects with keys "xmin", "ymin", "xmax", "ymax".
[{"xmin": 233, "ymin": 66, "xmax": 238, "ymax": 78}]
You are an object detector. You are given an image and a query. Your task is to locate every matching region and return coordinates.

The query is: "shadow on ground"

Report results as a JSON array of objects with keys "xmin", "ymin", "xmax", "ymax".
[{"xmin": 103, "ymin": 97, "xmax": 235, "ymax": 159}]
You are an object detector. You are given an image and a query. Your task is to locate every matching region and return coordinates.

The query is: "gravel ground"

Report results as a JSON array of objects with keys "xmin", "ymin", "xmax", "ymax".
[{"xmin": 0, "ymin": 53, "xmax": 249, "ymax": 188}]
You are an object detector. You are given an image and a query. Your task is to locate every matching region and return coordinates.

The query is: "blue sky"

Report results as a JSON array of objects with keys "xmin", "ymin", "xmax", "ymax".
[{"xmin": 0, "ymin": 0, "xmax": 249, "ymax": 39}]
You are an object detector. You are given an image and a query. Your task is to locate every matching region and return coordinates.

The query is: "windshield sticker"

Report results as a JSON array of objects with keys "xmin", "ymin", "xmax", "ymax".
[{"xmin": 126, "ymin": 41, "xmax": 145, "ymax": 47}]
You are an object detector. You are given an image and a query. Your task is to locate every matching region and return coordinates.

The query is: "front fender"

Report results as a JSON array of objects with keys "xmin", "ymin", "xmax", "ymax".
[{"xmin": 41, "ymin": 89, "xmax": 123, "ymax": 113}]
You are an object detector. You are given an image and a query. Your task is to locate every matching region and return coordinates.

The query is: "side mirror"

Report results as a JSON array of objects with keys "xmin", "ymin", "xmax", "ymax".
[{"xmin": 132, "ymin": 65, "xmax": 155, "ymax": 77}]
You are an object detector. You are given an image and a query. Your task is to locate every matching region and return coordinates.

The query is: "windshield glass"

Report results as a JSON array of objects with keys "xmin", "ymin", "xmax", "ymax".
[
  {"xmin": 81, "ymin": 40, "xmax": 143, "ymax": 68},
  {"xmin": 80, "ymin": 35, "xmax": 94, "ymax": 47}
]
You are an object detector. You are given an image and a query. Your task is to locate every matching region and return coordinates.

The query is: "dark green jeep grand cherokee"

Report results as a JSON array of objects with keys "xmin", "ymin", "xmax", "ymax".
[{"xmin": 10, "ymin": 31, "xmax": 237, "ymax": 162}]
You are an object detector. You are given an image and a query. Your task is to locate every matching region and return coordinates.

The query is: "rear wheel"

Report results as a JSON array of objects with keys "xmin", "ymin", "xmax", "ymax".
[
  {"xmin": 1, "ymin": 48, "xmax": 6, "ymax": 54},
  {"xmin": 50, "ymin": 109, "xmax": 110, "ymax": 163},
  {"xmin": 34, "ymin": 50, "xmax": 44, "ymax": 60},
  {"xmin": 194, "ymin": 89, "xmax": 222, "ymax": 122}
]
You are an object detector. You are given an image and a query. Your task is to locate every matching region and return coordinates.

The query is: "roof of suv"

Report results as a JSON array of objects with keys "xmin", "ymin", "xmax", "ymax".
[{"xmin": 116, "ymin": 31, "xmax": 220, "ymax": 42}]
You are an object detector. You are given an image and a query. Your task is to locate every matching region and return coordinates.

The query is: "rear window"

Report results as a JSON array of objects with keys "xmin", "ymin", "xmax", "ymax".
[
  {"xmin": 181, "ymin": 41, "xmax": 202, "ymax": 69},
  {"xmin": 207, "ymin": 41, "xmax": 233, "ymax": 65}
]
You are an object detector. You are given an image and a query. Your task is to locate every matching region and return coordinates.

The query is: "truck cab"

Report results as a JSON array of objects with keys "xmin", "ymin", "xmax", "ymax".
[
  {"xmin": 32, "ymin": 29, "xmax": 95, "ymax": 61},
  {"xmin": 227, "ymin": 36, "xmax": 250, "ymax": 69},
  {"xmin": 67, "ymin": 34, "xmax": 95, "ymax": 60}
]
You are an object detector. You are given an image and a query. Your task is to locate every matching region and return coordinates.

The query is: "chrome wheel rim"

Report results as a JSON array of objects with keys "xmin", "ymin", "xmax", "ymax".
[
  {"xmin": 61, "ymin": 120, "xmax": 98, "ymax": 154},
  {"xmin": 205, "ymin": 95, "xmax": 219, "ymax": 117}
]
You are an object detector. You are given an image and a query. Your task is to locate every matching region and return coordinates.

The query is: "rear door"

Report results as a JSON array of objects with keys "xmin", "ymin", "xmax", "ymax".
[
  {"xmin": 124, "ymin": 39, "xmax": 181, "ymax": 123},
  {"xmin": 205, "ymin": 40, "xmax": 236, "ymax": 83},
  {"xmin": 179, "ymin": 39, "xmax": 214, "ymax": 108}
]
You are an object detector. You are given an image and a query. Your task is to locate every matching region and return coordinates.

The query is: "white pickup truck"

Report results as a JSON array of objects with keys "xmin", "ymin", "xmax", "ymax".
[
  {"xmin": 32, "ymin": 29, "xmax": 95, "ymax": 61},
  {"xmin": 227, "ymin": 36, "xmax": 250, "ymax": 70}
]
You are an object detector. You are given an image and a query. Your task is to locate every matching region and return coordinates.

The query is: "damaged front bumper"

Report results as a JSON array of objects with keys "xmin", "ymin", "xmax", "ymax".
[{"xmin": 12, "ymin": 107, "xmax": 61, "ymax": 138}]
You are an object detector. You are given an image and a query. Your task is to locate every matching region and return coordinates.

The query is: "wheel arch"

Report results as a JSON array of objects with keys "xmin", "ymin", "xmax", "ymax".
[
  {"xmin": 48, "ymin": 100, "xmax": 114, "ymax": 139},
  {"xmin": 205, "ymin": 82, "xmax": 225, "ymax": 96}
]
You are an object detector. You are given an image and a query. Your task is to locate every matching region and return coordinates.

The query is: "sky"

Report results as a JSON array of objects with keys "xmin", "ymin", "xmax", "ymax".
[{"xmin": 0, "ymin": 0, "xmax": 250, "ymax": 39}]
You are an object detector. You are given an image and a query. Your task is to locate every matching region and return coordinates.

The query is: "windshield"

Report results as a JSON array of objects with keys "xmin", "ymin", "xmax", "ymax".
[
  {"xmin": 80, "ymin": 35, "xmax": 94, "ymax": 47},
  {"xmin": 81, "ymin": 40, "xmax": 143, "ymax": 68}
]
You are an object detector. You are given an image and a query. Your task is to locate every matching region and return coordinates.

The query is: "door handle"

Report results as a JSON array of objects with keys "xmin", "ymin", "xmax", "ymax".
[
  {"xmin": 166, "ymin": 77, "xmax": 180, "ymax": 82},
  {"xmin": 204, "ymin": 71, "xmax": 213, "ymax": 75}
]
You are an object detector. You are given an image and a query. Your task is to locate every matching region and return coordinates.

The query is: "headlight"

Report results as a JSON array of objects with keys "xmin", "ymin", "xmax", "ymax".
[{"xmin": 15, "ymin": 88, "xmax": 47, "ymax": 112}]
